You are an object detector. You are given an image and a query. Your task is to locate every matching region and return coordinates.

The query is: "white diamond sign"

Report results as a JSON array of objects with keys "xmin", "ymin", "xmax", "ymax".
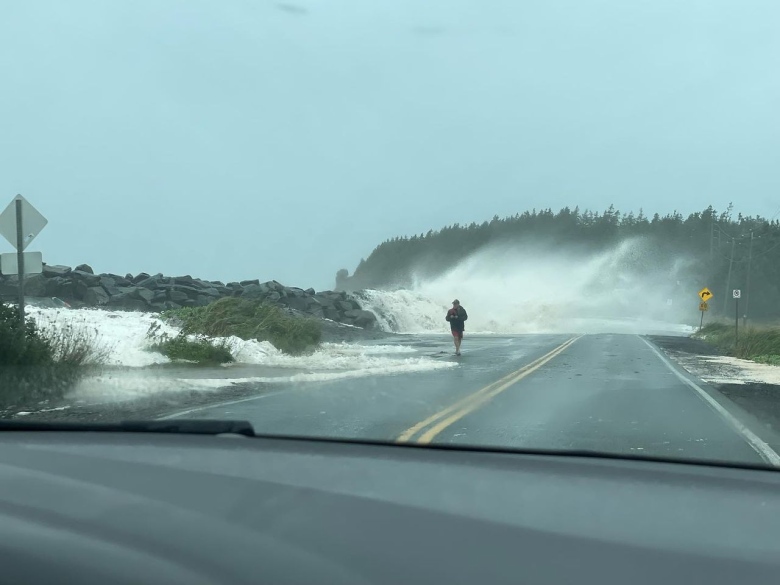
[{"xmin": 0, "ymin": 195, "xmax": 48, "ymax": 251}]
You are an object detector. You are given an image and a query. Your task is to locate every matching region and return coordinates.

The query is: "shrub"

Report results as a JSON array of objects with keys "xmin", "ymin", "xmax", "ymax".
[
  {"xmin": 162, "ymin": 297, "xmax": 321, "ymax": 355},
  {"xmin": 150, "ymin": 333, "xmax": 234, "ymax": 365}
]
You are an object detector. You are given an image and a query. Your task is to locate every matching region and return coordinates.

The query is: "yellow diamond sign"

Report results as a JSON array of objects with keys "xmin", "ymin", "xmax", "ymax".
[{"xmin": 698, "ymin": 287, "xmax": 713, "ymax": 302}]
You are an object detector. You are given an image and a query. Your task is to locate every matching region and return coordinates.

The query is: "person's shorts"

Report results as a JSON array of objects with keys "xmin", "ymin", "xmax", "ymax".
[{"xmin": 451, "ymin": 329, "xmax": 464, "ymax": 339}]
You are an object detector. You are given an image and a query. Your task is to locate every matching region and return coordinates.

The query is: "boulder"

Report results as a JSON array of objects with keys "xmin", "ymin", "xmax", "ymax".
[
  {"xmin": 132, "ymin": 288, "xmax": 155, "ymax": 303},
  {"xmin": 226, "ymin": 282, "xmax": 242, "ymax": 289},
  {"xmin": 132, "ymin": 272, "xmax": 151, "ymax": 284},
  {"xmin": 72, "ymin": 270, "xmax": 101, "ymax": 287},
  {"xmin": 22, "ymin": 274, "xmax": 47, "ymax": 297},
  {"xmin": 240, "ymin": 279, "xmax": 260, "ymax": 286},
  {"xmin": 45, "ymin": 277, "xmax": 74, "ymax": 299},
  {"xmin": 106, "ymin": 293, "xmax": 148, "ymax": 311},
  {"xmin": 288, "ymin": 287, "xmax": 305, "ymax": 298},
  {"xmin": 283, "ymin": 296, "xmax": 311, "ymax": 312},
  {"xmin": 169, "ymin": 290, "xmax": 189, "ymax": 303},
  {"xmin": 241, "ymin": 284, "xmax": 266, "ymax": 299},
  {"xmin": 173, "ymin": 276, "xmax": 196, "ymax": 286},
  {"xmin": 337, "ymin": 300, "xmax": 357, "ymax": 312},
  {"xmin": 202, "ymin": 287, "xmax": 221, "ymax": 298},
  {"xmin": 323, "ymin": 307, "xmax": 341, "ymax": 321},
  {"xmin": 75, "ymin": 263, "xmax": 94, "ymax": 274},
  {"xmin": 196, "ymin": 295, "xmax": 212, "ymax": 306},
  {"xmin": 100, "ymin": 276, "xmax": 117, "ymax": 289},
  {"xmin": 171, "ymin": 284, "xmax": 203, "ymax": 298},
  {"xmin": 84, "ymin": 286, "xmax": 110, "ymax": 306},
  {"xmin": 343, "ymin": 309, "xmax": 378, "ymax": 329},
  {"xmin": 74, "ymin": 280, "xmax": 89, "ymax": 300},
  {"xmin": 42, "ymin": 265, "xmax": 72, "ymax": 278},
  {"xmin": 305, "ymin": 288, "xmax": 316, "ymax": 296},
  {"xmin": 102, "ymin": 284, "xmax": 122, "ymax": 297},
  {"xmin": 115, "ymin": 276, "xmax": 132, "ymax": 287},
  {"xmin": 136, "ymin": 275, "xmax": 165, "ymax": 290},
  {"xmin": 125, "ymin": 273, "xmax": 134, "ymax": 281}
]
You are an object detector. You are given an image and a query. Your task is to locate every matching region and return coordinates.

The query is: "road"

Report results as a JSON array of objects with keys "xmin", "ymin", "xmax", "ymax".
[{"xmin": 163, "ymin": 334, "xmax": 780, "ymax": 467}]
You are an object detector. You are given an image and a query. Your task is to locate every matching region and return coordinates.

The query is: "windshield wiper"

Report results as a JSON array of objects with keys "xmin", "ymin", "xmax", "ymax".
[{"xmin": 0, "ymin": 419, "xmax": 256, "ymax": 437}]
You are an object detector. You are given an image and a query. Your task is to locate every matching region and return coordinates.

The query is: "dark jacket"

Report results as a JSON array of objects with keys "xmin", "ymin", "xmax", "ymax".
[{"xmin": 446, "ymin": 306, "xmax": 468, "ymax": 331}]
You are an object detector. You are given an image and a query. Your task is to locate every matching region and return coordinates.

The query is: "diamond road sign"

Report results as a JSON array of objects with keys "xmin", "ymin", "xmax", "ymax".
[{"xmin": 0, "ymin": 195, "xmax": 48, "ymax": 251}]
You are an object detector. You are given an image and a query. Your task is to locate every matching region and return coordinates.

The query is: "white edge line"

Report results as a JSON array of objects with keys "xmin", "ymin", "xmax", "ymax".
[
  {"xmin": 641, "ymin": 337, "xmax": 780, "ymax": 467},
  {"xmin": 157, "ymin": 390, "xmax": 287, "ymax": 421}
]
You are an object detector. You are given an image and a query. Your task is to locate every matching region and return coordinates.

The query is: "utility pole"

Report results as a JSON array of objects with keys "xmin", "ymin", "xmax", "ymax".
[
  {"xmin": 745, "ymin": 231, "xmax": 754, "ymax": 324},
  {"xmin": 723, "ymin": 237, "xmax": 736, "ymax": 314},
  {"xmin": 710, "ymin": 216, "xmax": 714, "ymax": 264}
]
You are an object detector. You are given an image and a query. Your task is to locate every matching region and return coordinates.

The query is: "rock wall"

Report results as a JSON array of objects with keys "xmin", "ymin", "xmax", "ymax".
[{"xmin": 0, "ymin": 264, "xmax": 378, "ymax": 330}]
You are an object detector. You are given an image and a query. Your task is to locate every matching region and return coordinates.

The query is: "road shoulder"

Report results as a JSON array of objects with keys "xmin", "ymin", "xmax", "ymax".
[{"xmin": 649, "ymin": 335, "xmax": 780, "ymax": 441}]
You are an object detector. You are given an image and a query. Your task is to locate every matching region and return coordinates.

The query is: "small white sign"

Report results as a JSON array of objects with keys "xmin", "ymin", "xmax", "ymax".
[
  {"xmin": 0, "ymin": 251, "xmax": 43, "ymax": 275},
  {"xmin": 733, "ymin": 289, "xmax": 742, "ymax": 299}
]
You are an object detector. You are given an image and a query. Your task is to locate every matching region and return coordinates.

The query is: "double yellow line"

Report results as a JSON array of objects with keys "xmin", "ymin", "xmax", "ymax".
[{"xmin": 397, "ymin": 336, "xmax": 581, "ymax": 444}]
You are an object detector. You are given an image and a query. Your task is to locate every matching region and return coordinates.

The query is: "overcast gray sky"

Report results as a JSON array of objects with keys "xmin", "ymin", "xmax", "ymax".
[{"xmin": 0, "ymin": 0, "xmax": 777, "ymax": 289}]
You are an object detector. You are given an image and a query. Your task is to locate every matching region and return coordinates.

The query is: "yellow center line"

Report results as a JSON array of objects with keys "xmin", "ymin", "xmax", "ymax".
[{"xmin": 397, "ymin": 336, "xmax": 581, "ymax": 444}]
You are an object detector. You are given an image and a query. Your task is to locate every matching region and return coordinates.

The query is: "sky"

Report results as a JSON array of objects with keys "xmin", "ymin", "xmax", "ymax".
[{"xmin": 0, "ymin": 0, "xmax": 778, "ymax": 290}]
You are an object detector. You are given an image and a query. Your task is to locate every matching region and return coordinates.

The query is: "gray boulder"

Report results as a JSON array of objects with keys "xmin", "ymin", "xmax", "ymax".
[
  {"xmin": 22, "ymin": 274, "xmax": 47, "ymax": 297},
  {"xmin": 106, "ymin": 293, "xmax": 148, "ymax": 311},
  {"xmin": 45, "ymin": 276, "xmax": 74, "ymax": 298},
  {"xmin": 305, "ymin": 288, "xmax": 316, "ymax": 296},
  {"xmin": 75, "ymin": 264, "xmax": 94, "ymax": 274},
  {"xmin": 169, "ymin": 290, "xmax": 189, "ymax": 303},
  {"xmin": 132, "ymin": 288, "xmax": 155, "ymax": 303},
  {"xmin": 84, "ymin": 286, "xmax": 110, "ymax": 306},
  {"xmin": 343, "ymin": 309, "xmax": 378, "ymax": 329},
  {"xmin": 240, "ymin": 279, "xmax": 260, "ymax": 286},
  {"xmin": 72, "ymin": 270, "xmax": 101, "ymax": 287},
  {"xmin": 102, "ymin": 284, "xmax": 122, "ymax": 297},
  {"xmin": 132, "ymin": 272, "xmax": 150, "ymax": 284},
  {"xmin": 100, "ymin": 276, "xmax": 117, "ymax": 289},
  {"xmin": 42, "ymin": 265, "xmax": 72, "ymax": 278}
]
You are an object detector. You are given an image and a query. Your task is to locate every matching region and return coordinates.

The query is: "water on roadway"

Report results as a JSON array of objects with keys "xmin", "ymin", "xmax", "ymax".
[{"xmin": 164, "ymin": 334, "xmax": 780, "ymax": 467}]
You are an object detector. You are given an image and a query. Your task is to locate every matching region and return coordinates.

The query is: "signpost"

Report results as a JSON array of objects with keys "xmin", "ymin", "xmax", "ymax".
[
  {"xmin": 697, "ymin": 288, "xmax": 713, "ymax": 332},
  {"xmin": 0, "ymin": 195, "xmax": 48, "ymax": 322},
  {"xmin": 733, "ymin": 289, "xmax": 741, "ymax": 343}
]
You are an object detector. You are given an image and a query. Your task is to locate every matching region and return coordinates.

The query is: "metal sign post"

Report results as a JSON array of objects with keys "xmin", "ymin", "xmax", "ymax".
[
  {"xmin": 699, "ymin": 301, "xmax": 708, "ymax": 331},
  {"xmin": 733, "ymin": 289, "xmax": 742, "ymax": 344},
  {"xmin": 15, "ymin": 199, "xmax": 25, "ymax": 321}
]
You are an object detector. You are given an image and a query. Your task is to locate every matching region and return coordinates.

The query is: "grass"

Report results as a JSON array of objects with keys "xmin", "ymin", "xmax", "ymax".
[
  {"xmin": 161, "ymin": 297, "xmax": 322, "ymax": 355},
  {"xmin": 694, "ymin": 321, "xmax": 780, "ymax": 363},
  {"xmin": 149, "ymin": 333, "xmax": 234, "ymax": 365},
  {"xmin": 0, "ymin": 303, "xmax": 109, "ymax": 409}
]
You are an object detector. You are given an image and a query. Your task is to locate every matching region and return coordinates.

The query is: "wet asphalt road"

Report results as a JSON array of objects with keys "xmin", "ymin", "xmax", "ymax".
[{"xmin": 165, "ymin": 334, "xmax": 780, "ymax": 466}]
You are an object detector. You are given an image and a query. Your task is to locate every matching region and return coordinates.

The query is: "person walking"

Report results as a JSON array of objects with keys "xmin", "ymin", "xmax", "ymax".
[{"xmin": 446, "ymin": 299, "xmax": 468, "ymax": 355}]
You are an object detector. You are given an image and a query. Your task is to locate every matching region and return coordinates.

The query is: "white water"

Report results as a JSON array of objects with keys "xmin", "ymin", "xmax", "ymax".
[
  {"xmin": 22, "ymin": 306, "xmax": 454, "ymax": 404},
  {"xmin": 353, "ymin": 238, "xmax": 697, "ymax": 335}
]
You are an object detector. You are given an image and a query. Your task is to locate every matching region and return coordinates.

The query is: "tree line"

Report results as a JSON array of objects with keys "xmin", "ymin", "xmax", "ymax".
[{"xmin": 336, "ymin": 205, "xmax": 780, "ymax": 321}]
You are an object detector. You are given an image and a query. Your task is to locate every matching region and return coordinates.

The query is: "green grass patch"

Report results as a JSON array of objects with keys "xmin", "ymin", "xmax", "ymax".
[
  {"xmin": 161, "ymin": 297, "xmax": 321, "ymax": 355},
  {"xmin": 694, "ymin": 321, "xmax": 780, "ymax": 362},
  {"xmin": 150, "ymin": 334, "xmax": 234, "ymax": 365}
]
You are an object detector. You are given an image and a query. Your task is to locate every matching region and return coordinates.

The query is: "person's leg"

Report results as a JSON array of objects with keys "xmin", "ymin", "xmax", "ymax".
[
  {"xmin": 452, "ymin": 330, "xmax": 459, "ymax": 353},
  {"xmin": 455, "ymin": 332, "xmax": 462, "ymax": 355}
]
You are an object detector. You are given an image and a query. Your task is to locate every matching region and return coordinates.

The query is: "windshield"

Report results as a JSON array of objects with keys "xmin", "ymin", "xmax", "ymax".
[{"xmin": 1, "ymin": 0, "xmax": 779, "ymax": 469}]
